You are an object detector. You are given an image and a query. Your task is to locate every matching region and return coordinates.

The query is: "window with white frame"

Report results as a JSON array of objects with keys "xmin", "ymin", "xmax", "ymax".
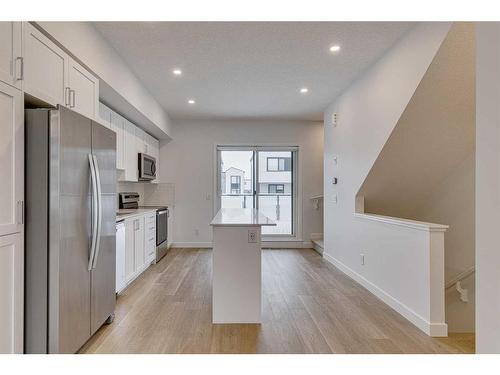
[
  {"xmin": 217, "ymin": 147, "xmax": 298, "ymax": 237},
  {"xmin": 267, "ymin": 157, "xmax": 291, "ymax": 172},
  {"xmin": 230, "ymin": 176, "xmax": 241, "ymax": 194},
  {"xmin": 268, "ymin": 184, "xmax": 285, "ymax": 194}
]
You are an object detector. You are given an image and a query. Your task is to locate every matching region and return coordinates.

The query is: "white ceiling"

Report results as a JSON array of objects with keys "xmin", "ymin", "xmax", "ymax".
[{"xmin": 94, "ymin": 22, "xmax": 415, "ymax": 121}]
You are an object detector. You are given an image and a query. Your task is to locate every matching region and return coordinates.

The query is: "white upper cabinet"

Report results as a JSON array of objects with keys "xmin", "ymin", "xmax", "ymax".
[
  {"xmin": 98, "ymin": 102, "xmax": 112, "ymax": 128},
  {"xmin": 101, "ymin": 103, "xmax": 160, "ymax": 182},
  {"xmin": 122, "ymin": 120, "xmax": 138, "ymax": 182},
  {"xmin": 0, "ymin": 22, "xmax": 22, "ymax": 89},
  {"xmin": 0, "ymin": 81, "xmax": 23, "ymax": 238},
  {"xmin": 67, "ymin": 57, "xmax": 99, "ymax": 120},
  {"xmin": 135, "ymin": 127, "xmax": 148, "ymax": 155},
  {"xmin": 23, "ymin": 22, "xmax": 69, "ymax": 107},
  {"xmin": 145, "ymin": 134, "xmax": 160, "ymax": 183},
  {"xmin": 110, "ymin": 111, "xmax": 125, "ymax": 170},
  {"xmin": 23, "ymin": 22, "xmax": 99, "ymax": 119}
]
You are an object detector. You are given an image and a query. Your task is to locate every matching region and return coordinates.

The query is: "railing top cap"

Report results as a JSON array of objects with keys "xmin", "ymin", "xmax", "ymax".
[{"xmin": 354, "ymin": 213, "xmax": 449, "ymax": 232}]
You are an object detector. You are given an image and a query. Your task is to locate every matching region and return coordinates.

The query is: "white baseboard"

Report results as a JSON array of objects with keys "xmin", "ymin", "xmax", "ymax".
[
  {"xmin": 171, "ymin": 241, "xmax": 314, "ymax": 249},
  {"xmin": 322, "ymin": 252, "xmax": 448, "ymax": 337},
  {"xmin": 312, "ymin": 242, "xmax": 324, "ymax": 255},
  {"xmin": 171, "ymin": 242, "xmax": 212, "ymax": 248},
  {"xmin": 262, "ymin": 240, "xmax": 312, "ymax": 249}
]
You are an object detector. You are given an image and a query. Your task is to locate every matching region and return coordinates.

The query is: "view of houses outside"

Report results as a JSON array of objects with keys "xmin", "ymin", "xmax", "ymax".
[{"xmin": 220, "ymin": 150, "xmax": 293, "ymax": 235}]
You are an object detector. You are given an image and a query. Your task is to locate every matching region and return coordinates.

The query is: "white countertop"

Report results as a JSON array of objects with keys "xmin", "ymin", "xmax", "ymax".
[
  {"xmin": 116, "ymin": 208, "xmax": 158, "ymax": 222},
  {"xmin": 210, "ymin": 208, "xmax": 276, "ymax": 227}
]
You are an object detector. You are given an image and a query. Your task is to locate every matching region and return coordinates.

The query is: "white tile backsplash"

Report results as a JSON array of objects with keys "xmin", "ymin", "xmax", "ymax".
[
  {"xmin": 143, "ymin": 183, "xmax": 175, "ymax": 206},
  {"xmin": 116, "ymin": 182, "xmax": 175, "ymax": 207}
]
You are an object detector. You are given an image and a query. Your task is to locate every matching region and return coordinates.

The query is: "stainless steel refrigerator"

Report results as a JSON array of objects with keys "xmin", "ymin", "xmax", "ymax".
[{"xmin": 24, "ymin": 106, "xmax": 116, "ymax": 354}]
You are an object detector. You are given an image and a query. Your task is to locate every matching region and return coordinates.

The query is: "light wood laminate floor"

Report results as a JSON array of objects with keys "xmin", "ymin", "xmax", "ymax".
[{"xmin": 79, "ymin": 248, "xmax": 474, "ymax": 354}]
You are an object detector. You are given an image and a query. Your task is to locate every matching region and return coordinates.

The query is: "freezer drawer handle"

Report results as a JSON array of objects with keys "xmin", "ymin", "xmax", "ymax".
[
  {"xmin": 91, "ymin": 154, "xmax": 103, "ymax": 269},
  {"xmin": 88, "ymin": 154, "xmax": 98, "ymax": 271}
]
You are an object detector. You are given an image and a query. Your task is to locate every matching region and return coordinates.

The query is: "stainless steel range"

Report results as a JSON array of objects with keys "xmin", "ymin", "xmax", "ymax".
[{"xmin": 118, "ymin": 192, "xmax": 169, "ymax": 263}]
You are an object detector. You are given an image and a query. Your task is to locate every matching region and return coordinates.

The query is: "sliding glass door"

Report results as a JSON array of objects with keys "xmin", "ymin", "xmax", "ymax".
[
  {"xmin": 219, "ymin": 149, "xmax": 255, "ymax": 210},
  {"xmin": 217, "ymin": 146, "xmax": 297, "ymax": 237}
]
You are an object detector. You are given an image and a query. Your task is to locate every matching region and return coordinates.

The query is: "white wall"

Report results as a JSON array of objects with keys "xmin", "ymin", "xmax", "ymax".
[
  {"xmin": 356, "ymin": 23, "xmax": 476, "ymax": 333},
  {"xmin": 35, "ymin": 22, "xmax": 172, "ymax": 139},
  {"xmin": 159, "ymin": 119, "xmax": 323, "ymax": 247},
  {"xmin": 476, "ymin": 22, "xmax": 500, "ymax": 354},
  {"xmin": 323, "ymin": 23, "xmax": 452, "ymax": 334}
]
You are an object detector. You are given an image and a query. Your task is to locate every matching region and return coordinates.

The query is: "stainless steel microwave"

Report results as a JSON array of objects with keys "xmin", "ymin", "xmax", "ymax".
[{"xmin": 138, "ymin": 153, "xmax": 157, "ymax": 181}]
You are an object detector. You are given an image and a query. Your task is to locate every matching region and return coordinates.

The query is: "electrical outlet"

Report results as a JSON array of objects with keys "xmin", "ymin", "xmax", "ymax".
[
  {"xmin": 332, "ymin": 112, "xmax": 338, "ymax": 127},
  {"xmin": 360, "ymin": 254, "xmax": 365, "ymax": 266},
  {"xmin": 248, "ymin": 229, "xmax": 258, "ymax": 243}
]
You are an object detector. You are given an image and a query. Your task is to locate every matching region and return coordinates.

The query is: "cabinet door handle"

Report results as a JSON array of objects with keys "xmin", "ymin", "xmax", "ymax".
[
  {"xmin": 65, "ymin": 87, "xmax": 71, "ymax": 106},
  {"xmin": 17, "ymin": 200, "xmax": 24, "ymax": 225},
  {"xmin": 70, "ymin": 89, "xmax": 76, "ymax": 108},
  {"xmin": 16, "ymin": 57, "xmax": 24, "ymax": 81}
]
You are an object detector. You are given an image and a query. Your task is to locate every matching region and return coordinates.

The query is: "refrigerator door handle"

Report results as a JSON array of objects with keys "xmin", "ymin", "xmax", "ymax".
[
  {"xmin": 88, "ymin": 154, "xmax": 99, "ymax": 271},
  {"xmin": 91, "ymin": 154, "xmax": 103, "ymax": 269}
]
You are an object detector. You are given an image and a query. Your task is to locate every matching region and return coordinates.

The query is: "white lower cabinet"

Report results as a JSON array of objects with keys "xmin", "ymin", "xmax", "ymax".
[
  {"xmin": 0, "ymin": 232, "xmax": 23, "ymax": 354},
  {"xmin": 122, "ymin": 212, "xmax": 156, "ymax": 288},
  {"xmin": 124, "ymin": 218, "xmax": 135, "ymax": 283},
  {"xmin": 134, "ymin": 216, "xmax": 145, "ymax": 273},
  {"xmin": 115, "ymin": 221, "xmax": 126, "ymax": 294},
  {"xmin": 145, "ymin": 213, "xmax": 156, "ymax": 264}
]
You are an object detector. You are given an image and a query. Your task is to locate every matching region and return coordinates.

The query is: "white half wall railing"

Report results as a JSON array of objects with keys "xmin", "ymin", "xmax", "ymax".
[{"xmin": 324, "ymin": 211, "xmax": 449, "ymax": 337}]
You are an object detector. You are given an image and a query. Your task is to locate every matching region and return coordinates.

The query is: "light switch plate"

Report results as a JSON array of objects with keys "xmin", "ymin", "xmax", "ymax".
[{"xmin": 248, "ymin": 229, "xmax": 258, "ymax": 243}]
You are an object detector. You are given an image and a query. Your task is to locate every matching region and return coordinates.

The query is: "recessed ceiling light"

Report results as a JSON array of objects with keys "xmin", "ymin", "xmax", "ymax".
[
  {"xmin": 300, "ymin": 88, "xmax": 309, "ymax": 94},
  {"xmin": 188, "ymin": 99, "xmax": 196, "ymax": 104},
  {"xmin": 173, "ymin": 69, "xmax": 182, "ymax": 76},
  {"xmin": 330, "ymin": 45, "xmax": 341, "ymax": 53}
]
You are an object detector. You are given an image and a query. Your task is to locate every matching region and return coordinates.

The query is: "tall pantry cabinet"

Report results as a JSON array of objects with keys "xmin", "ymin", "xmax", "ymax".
[{"xmin": 0, "ymin": 21, "xmax": 24, "ymax": 354}]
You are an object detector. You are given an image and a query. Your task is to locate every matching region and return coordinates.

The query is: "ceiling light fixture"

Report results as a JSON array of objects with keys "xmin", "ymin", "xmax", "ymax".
[
  {"xmin": 300, "ymin": 88, "xmax": 309, "ymax": 94},
  {"xmin": 173, "ymin": 69, "xmax": 182, "ymax": 76},
  {"xmin": 329, "ymin": 45, "xmax": 341, "ymax": 53},
  {"xmin": 188, "ymin": 99, "xmax": 196, "ymax": 104}
]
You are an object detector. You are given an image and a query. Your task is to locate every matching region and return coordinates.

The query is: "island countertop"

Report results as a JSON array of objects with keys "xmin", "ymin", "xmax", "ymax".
[{"xmin": 210, "ymin": 208, "xmax": 276, "ymax": 227}]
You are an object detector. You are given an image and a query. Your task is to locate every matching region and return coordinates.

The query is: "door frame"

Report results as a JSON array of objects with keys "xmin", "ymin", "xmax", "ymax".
[{"xmin": 214, "ymin": 144, "xmax": 301, "ymax": 241}]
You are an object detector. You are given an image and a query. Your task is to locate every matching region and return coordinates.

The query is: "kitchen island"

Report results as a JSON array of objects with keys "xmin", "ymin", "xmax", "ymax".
[{"xmin": 210, "ymin": 208, "xmax": 276, "ymax": 324}]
